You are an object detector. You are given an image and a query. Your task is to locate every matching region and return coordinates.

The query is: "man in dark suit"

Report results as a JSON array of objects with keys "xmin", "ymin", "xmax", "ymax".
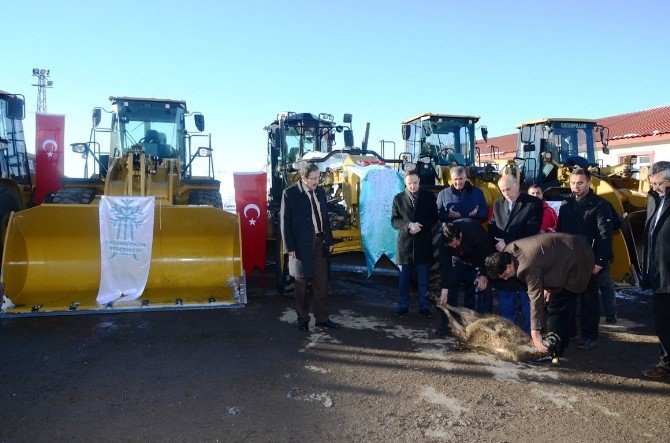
[
  {"xmin": 488, "ymin": 174, "xmax": 543, "ymax": 333},
  {"xmin": 485, "ymin": 233, "xmax": 594, "ymax": 354},
  {"xmin": 435, "ymin": 219, "xmax": 493, "ymax": 335},
  {"xmin": 281, "ymin": 163, "xmax": 339, "ymax": 332},
  {"xmin": 642, "ymin": 161, "xmax": 670, "ymax": 379},
  {"xmin": 557, "ymin": 168, "xmax": 613, "ymax": 350},
  {"xmin": 391, "ymin": 169, "xmax": 438, "ymax": 317}
]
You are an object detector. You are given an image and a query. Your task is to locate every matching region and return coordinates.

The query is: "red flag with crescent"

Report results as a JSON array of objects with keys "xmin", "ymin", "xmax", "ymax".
[
  {"xmin": 35, "ymin": 113, "xmax": 65, "ymax": 204},
  {"xmin": 233, "ymin": 172, "xmax": 267, "ymax": 281}
]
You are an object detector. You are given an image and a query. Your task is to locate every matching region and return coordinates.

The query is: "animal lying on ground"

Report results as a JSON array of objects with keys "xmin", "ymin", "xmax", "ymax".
[{"xmin": 436, "ymin": 302, "xmax": 544, "ymax": 362}]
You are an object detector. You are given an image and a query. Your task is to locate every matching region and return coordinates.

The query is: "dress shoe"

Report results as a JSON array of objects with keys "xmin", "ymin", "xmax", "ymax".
[
  {"xmin": 298, "ymin": 322, "xmax": 309, "ymax": 332},
  {"xmin": 419, "ymin": 309, "xmax": 432, "ymax": 318},
  {"xmin": 605, "ymin": 316, "xmax": 618, "ymax": 324},
  {"xmin": 395, "ymin": 308, "xmax": 409, "ymax": 317},
  {"xmin": 315, "ymin": 320, "xmax": 340, "ymax": 329},
  {"xmin": 642, "ymin": 365, "xmax": 670, "ymax": 379},
  {"xmin": 578, "ymin": 338, "xmax": 597, "ymax": 350}
]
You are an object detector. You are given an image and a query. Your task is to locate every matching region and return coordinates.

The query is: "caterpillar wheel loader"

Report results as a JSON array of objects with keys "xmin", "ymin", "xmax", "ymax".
[
  {"xmin": 399, "ymin": 113, "xmax": 503, "ymax": 209},
  {"xmin": 511, "ymin": 118, "xmax": 647, "ymax": 285},
  {"xmin": 266, "ymin": 111, "xmax": 401, "ymax": 293},
  {"xmin": 2, "ymin": 96, "xmax": 244, "ymax": 315}
]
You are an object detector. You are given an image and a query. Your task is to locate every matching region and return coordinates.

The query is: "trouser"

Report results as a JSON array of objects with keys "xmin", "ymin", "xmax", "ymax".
[
  {"xmin": 437, "ymin": 258, "xmax": 492, "ymax": 329},
  {"xmin": 398, "ymin": 263, "xmax": 430, "ymax": 311},
  {"xmin": 654, "ymin": 293, "xmax": 670, "ymax": 368},
  {"xmin": 497, "ymin": 290, "xmax": 531, "ymax": 333},
  {"xmin": 580, "ymin": 275, "xmax": 601, "ymax": 340},
  {"xmin": 598, "ymin": 263, "xmax": 617, "ymax": 318},
  {"xmin": 547, "ymin": 289, "xmax": 578, "ymax": 356},
  {"xmin": 294, "ymin": 237, "xmax": 329, "ymax": 324}
]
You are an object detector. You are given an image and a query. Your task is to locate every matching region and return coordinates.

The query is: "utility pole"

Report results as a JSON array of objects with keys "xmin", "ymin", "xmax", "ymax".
[{"xmin": 31, "ymin": 68, "xmax": 53, "ymax": 113}]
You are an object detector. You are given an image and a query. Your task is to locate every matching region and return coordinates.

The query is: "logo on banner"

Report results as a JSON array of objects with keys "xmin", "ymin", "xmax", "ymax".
[
  {"xmin": 105, "ymin": 199, "xmax": 150, "ymax": 261},
  {"xmin": 243, "ymin": 203, "xmax": 260, "ymax": 226},
  {"xmin": 42, "ymin": 139, "xmax": 58, "ymax": 158}
]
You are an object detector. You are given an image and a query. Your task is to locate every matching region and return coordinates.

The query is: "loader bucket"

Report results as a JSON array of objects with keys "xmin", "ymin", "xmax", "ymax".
[{"xmin": 2, "ymin": 204, "xmax": 245, "ymax": 315}]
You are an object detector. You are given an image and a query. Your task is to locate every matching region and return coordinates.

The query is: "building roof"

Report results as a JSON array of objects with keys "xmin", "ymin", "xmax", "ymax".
[{"xmin": 598, "ymin": 106, "xmax": 670, "ymax": 140}]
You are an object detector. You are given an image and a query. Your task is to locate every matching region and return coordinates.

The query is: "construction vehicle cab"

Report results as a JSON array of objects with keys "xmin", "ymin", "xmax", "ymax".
[
  {"xmin": 0, "ymin": 91, "xmax": 32, "ymax": 258},
  {"xmin": 514, "ymin": 118, "xmax": 646, "ymax": 284},
  {"xmin": 400, "ymin": 113, "xmax": 501, "ymax": 207},
  {"xmin": 2, "ymin": 96, "xmax": 244, "ymax": 315}
]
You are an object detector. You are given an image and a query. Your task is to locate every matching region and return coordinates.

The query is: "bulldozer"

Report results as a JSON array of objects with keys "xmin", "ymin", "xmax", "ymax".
[
  {"xmin": 511, "ymin": 118, "xmax": 647, "ymax": 285},
  {"xmin": 399, "ymin": 113, "xmax": 503, "ymax": 207},
  {"xmin": 266, "ymin": 111, "xmax": 403, "ymax": 292},
  {"xmin": 1, "ymin": 96, "xmax": 244, "ymax": 315}
]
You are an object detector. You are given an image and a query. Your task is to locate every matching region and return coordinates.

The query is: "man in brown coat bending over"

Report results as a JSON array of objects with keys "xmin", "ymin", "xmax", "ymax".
[{"xmin": 485, "ymin": 233, "xmax": 594, "ymax": 355}]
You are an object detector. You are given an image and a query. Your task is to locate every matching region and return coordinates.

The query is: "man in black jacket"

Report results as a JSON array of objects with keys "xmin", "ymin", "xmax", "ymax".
[
  {"xmin": 557, "ymin": 168, "xmax": 613, "ymax": 350},
  {"xmin": 391, "ymin": 169, "xmax": 438, "ymax": 317},
  {"xmin": 281, "ymin": 163, "xmax": 339, "ymax": 332},
  {"xmin": 488, "ymin": 174, "xmax": 543, "ymax": 333},
  {"xmin": 435, "ymin": 219, "xmax": 492, "ymax": 335},
  {"xmin": 642, "ymin": 161, "xmax": 670, "ymax": 379}
]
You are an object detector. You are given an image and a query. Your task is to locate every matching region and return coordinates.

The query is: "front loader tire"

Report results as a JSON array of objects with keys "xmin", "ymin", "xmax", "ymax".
[
  {"xmin": 188, "ymin": 190, "xmax": 223, "ymax": 209},
  {"xmin": 48, "ymin": 187, "xmax": 96, "ymax": 204}
]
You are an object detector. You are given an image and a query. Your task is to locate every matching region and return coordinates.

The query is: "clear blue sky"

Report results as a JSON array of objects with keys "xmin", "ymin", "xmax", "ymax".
[{"xmin": 4, "ymin": 0, "xmax": 669, "ymax": 198}]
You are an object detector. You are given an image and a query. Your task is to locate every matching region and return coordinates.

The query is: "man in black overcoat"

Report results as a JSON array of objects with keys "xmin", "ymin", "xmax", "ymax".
[
  {"xmin": 391, "ymin": 169, "xmax": 438, "ymax": 317},
  {"xmin": 642, "ymin": 161, "xmax": 670, "ymax": 379},
  {"xmin": 281, "ymin": 163, "xmax": 339, "ymax": 331}
]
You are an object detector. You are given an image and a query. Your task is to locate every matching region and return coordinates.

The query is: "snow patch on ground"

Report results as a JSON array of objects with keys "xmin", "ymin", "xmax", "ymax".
[
  {"xmin": 465, "ymin": 354, "xmax": 559, "ymax": 382},
  {"xmin": 305, "ymin": 365, "xmax": 330, "ymax": 374},
  {"xmin": 532, "ymin": 387, "xmax": 578, "ymax": 409},
  {"xmin": 424, "ymin": 428, "xmax": 454, "ymax": 439},
  {"xmin": 287, "ymin": 389, "xmax": 333, "ymax": 407},
  {"xmin": 420, "ymin": 387, "xmax": 469, "ymax": 415}
]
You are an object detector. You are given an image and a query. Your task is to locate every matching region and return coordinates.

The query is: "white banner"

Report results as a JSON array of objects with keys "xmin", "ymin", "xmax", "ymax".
[{"xmin": 97, "ymin": 196, "xmax": 155, "ymax": 305}]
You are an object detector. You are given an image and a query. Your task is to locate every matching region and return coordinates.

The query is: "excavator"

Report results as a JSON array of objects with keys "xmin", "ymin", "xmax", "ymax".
[
  {"xmin": 511, "ymin": 118, "xmax": 647, "ymax": 285},
  {"xmin": 2, "ymin": 96, "xmax": 244, "ymax": 315}
]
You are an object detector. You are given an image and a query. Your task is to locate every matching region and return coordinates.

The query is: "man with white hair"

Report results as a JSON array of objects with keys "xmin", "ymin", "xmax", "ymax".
[
  {"xmin": 488, "ymin": 174, "xmax": 543, "ymax": 333},
  {"xmin": 642, "ymin": 161, "xmax": 670, "ymax": 379}
]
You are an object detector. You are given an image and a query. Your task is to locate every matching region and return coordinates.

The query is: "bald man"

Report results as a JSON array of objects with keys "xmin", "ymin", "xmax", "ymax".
[{"xmin": 488, "ymin": 174, "xmax": 543, "ymax": 332}]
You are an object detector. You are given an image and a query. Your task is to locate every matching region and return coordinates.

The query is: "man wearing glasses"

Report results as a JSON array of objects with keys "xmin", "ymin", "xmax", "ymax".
[{"xmin": 642, "ymin": 161, "xmax": 670, "ymax": 379}]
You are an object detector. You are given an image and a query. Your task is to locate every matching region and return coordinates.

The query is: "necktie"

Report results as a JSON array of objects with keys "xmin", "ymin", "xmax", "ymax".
[
  {"xmin": 653, "ymin": 196, "xmax": 665, "ymax": 231},
  {"xmin": 309, "ymin": 190, "xmax": 323, "ymax": 233}
]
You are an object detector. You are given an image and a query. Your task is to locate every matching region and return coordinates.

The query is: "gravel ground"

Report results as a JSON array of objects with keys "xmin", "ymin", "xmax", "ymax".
[{"xmin": 1, "ymin": 266, "xmax": 668, "ymax": 442}]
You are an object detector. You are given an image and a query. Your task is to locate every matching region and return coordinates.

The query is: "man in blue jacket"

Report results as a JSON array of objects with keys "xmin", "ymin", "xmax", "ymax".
[{"xmin": 436, "ymin": 166, "xmax": 489, "ymax": 223}]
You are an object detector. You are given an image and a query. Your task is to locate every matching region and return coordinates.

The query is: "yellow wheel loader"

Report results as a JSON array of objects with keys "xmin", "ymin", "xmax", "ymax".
[
  {"xmin": 266, "ymin": 112, "xmax": 404, "ymax": 293},
  {"xmin": 2, "ymin": 96, "xmax": 244, "ymax": 315},
  {"xmin": 514, "ymin": 118, "xmax": 647, "ymax": 285}
]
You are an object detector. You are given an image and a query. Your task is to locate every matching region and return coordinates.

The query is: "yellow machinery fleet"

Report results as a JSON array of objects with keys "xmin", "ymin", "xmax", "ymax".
[
  {"xmin": 1, "ymin": 96, "xmax": 244, "ymax": 314},
  {"xmin": 513, "ymin": 118, "xmax": 647, "ymax": 284}
]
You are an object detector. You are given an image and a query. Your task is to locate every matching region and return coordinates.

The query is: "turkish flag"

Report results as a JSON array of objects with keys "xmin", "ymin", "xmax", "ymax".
[
  {"xmin": 35, "ymin": 113, "xmax": 65, "ymax": 205},
  {"xmin": 234, "ymin": 172, "xmax": 267, "ymax": 281}
]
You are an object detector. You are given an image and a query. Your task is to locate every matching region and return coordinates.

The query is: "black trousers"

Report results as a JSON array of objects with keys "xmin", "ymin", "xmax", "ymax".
[
  {"xmin": 654, "ymin": 293, "xmax": 670, "ymax": 368},
  {"xmin": 547, "ymin": 289, "xmax": 579, "ymax": 356},
  {"xmin": 580, "ymin": 277, "xmax": 601, "ymax": 340},
  {"xmin": 294, "ymin": 236, "xmax": 329, "ymax": 324}
]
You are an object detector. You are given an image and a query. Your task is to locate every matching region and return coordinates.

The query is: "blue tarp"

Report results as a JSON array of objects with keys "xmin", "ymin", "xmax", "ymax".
[{"xmin": 348, "ymin": 165, "xmax": 405, "ymax": 276}]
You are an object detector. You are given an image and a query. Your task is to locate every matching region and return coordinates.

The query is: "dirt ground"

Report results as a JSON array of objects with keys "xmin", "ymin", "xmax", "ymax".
[{"xmin": 1, "ymin": 259, "xmax": 669, "ymax": 442}]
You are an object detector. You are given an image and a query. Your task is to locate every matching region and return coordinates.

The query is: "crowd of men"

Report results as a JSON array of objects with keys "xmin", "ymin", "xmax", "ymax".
[{"xmin": 281, "ymin": 161, "xmax": 670, "ymax": 380}]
